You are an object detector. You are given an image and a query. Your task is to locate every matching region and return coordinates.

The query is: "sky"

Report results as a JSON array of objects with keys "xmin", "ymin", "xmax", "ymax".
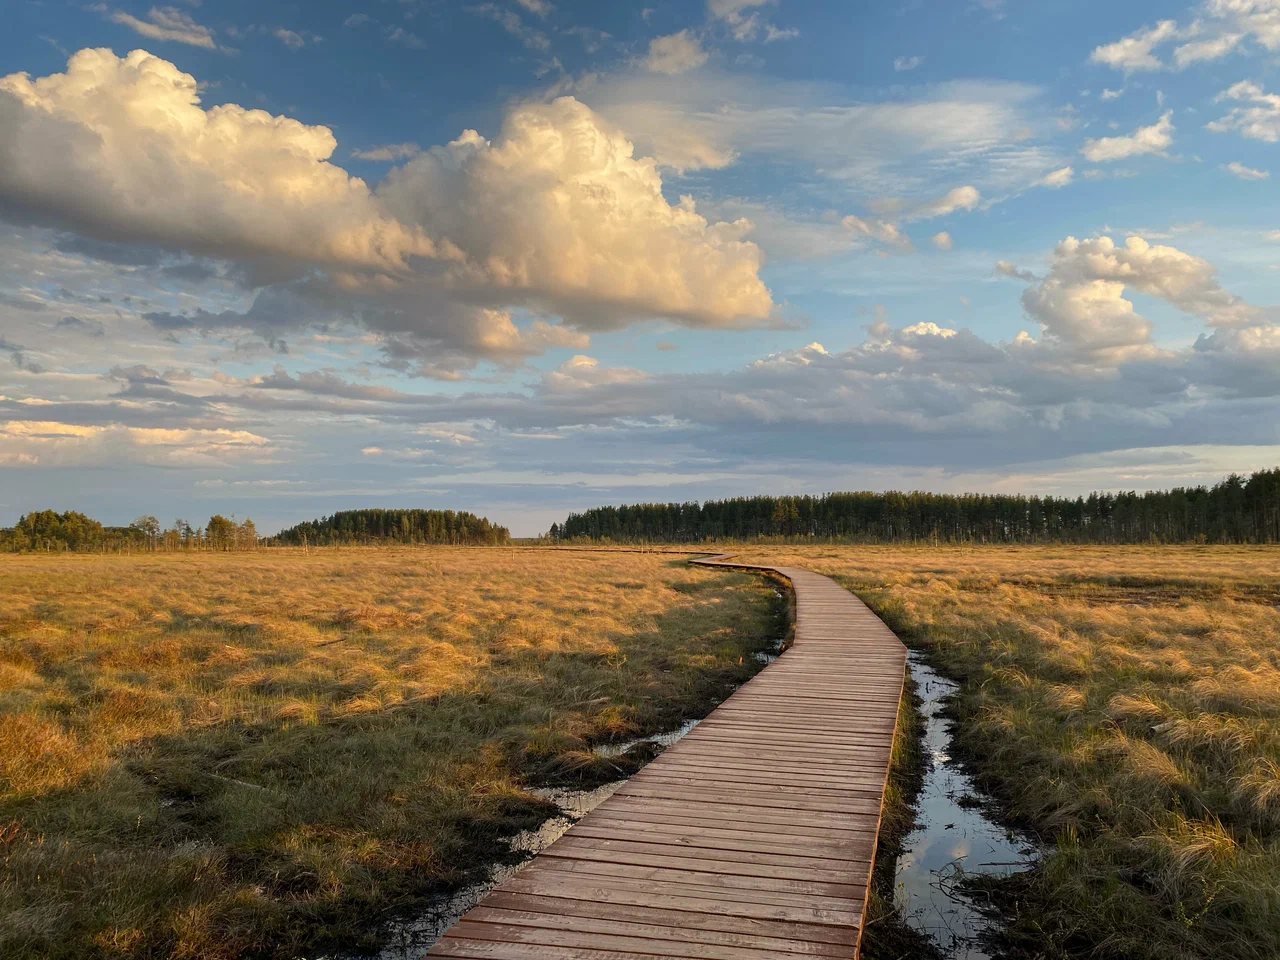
[{"xmin": 1, "ymin": 0, "xmax": 1278, "ymax": 537}]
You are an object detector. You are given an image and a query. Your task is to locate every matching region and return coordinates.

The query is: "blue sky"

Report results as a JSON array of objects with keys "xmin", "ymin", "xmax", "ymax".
[{"xmin": 1, "ymin": 0, "xmax": 1278, "ymax": 535}]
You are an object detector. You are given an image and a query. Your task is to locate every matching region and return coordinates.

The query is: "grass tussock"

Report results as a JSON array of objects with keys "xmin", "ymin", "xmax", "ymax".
[
  {"xmin": 0, "ymin": 547, "xmax": 781, "ymax": 960},
  {"xmin": 726, "ymin": 543, "xmax": 1280, "ymax": 960}
]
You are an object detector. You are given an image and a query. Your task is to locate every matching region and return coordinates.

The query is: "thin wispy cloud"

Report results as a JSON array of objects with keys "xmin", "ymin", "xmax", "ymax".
[{"xmin": 109, "ymin": 6, "xmax": 219, "ymax": 50}]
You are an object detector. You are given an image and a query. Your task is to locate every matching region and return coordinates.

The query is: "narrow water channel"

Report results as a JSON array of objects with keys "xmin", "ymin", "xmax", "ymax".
[
  {"xmin": 351, "ymin": 626, "xmax": 1029, "ymax": 960},
  {"xmin": 894, "ymin": 650, "xmax": 1038, "ymax": 958}
]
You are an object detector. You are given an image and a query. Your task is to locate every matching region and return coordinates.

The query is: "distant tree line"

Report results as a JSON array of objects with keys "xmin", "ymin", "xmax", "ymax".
[
  {"xmin": 272, "ymin": 509, "xmax": 510, "ymax": 546},
  {"xmin": 550, "ymin": 469, "xmax": 1280, "ymax": 545},
  {"xmin": 0, "ymin": 510, "xmax": 259, "ymax": 553}
]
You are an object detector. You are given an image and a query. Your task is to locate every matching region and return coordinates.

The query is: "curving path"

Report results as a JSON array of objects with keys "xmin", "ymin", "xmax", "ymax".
[{"xmin": 427, "ymin": 554, "xmax": 908, "ymax": 959}]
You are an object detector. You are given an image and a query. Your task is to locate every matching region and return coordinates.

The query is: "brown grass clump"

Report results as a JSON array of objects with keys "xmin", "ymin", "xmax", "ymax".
[
  {"xmin": 0, "ymin": 546, "xmax": 781, "ymax": 960},
  {"xmin": 726, "ymin": 543, "xmax": 1280, "ymax": 960}
]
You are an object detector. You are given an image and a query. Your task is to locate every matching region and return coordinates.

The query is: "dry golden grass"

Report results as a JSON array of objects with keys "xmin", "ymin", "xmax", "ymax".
[
  {"xmin": 0, "ymin": 547, "xmax": 780, "ymax": 960},
  {"xmin": 729, "ymin": 543, "xmax": 1280, "ymax": 960}
]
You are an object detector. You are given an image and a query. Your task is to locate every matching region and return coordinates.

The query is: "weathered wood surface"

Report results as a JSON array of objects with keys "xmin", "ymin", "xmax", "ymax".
[{"xmin": 427, "ymin": 554, "xmax": 908, "ymax": 960}]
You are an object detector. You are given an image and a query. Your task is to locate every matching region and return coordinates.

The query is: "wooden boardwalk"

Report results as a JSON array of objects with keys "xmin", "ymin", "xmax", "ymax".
[{"xmin": 427, "ymin": 554, "xmax": 908, "ymax": 960}]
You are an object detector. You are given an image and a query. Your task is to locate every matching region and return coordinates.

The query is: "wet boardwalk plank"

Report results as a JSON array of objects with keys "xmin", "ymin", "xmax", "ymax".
[{"xmin": 427, "ymin": 555, "xmax": 908, "ymax": 960}]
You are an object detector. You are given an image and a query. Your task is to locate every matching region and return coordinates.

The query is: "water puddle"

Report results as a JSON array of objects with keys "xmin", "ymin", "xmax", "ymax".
[
  {"xmin": 894, "ymin": 650, "xmax": 1038, "ymax": 958},
  {"xmin": 753, "ymin": 634, "xmax": 787, "ymax": 665},
  {"xmin": 363, "ymin": 780, "xmax": 623, "ymax": 959},
  {"xmin": 333, "ymin": 612, "xmax": 787, "ymax": 960},
  {"xmin": 362, "ymin": 722, "xmax": 705, "ymax": 959},
  {"xmin": 593, "ymin": 718, "xmax": 701, "ymax": 758}
]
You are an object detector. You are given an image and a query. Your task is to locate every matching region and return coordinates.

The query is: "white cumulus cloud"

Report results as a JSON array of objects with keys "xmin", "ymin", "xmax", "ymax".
[
  {"xmin": 1092, "ymin": 2, "xmax": 1280, "ymax": 74},
  {"xmin": 1091, "ymin": 20, "xmax": 1178, "ymax": 72},
  {"xmin": 0, "ymin": 49, "xmax": 775, "ymax": 343},
  {"xmin": 643, "ymin": 30, "xmax": 708, "ymax": 75},
  {"xmin": 909, "ymin": 185, "xmax": 981, "ymax": 220},
  {"xmin": 274, "ymin": 28, "xmax": 306, "ymax": 50},
  {"xmin": 1010, "ymin": 235, "xmax": 1261, "ymax": 363},
  {"xmin": 376, "ymin": 96, "xmax": 774, "ymax": 328},
  {"xmin": 1203, "ymin": 0, "xmax": 1280, "ymax": 52},
  {"xmin": 1038, "ymin": 166, "xmax": 1075, "ymax": 188},
  {"xmin": 1082, "ymin": 111, "xmax": 1174, "ymax": 161},
  {"xmin": 841, "ymin": 215, "xmax": 913, "ymax": 252},
  {"xmin": 1174, "ymin": 31, "xmax": 1244, "ymax": 66},
  {"xmin": 0, "ymin": 48, "xmax": 436, "ymax": 273},
  {"xmin": 708, "ymin": 0, "xmax": 778, "ymax": 42},
  {"xmin": 1207, "ymin": 79, "xmax": 1280, "ymax": 141},
  {"xmin": 1226, "ymin": 160, "xmax": 1270, "ymax": 179}
]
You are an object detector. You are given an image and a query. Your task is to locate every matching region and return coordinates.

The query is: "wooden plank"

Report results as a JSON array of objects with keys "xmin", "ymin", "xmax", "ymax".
[
  {"xmin": 516, "ymin": 858, "xmax": 866, "ymax": 900},
  {"xmin": 586, "ymin": 802, "xmax": 887, "ymax": 839},
  {"xmin": 437, "ymin": 918, "xmax": 843, "ymax": 960},
  {"xmin": 627, "ymin": 764, "xmax": 892, "ymax": 792},
  {"xmin": 475, "ymin": 894, "xmax": 858, "ymax": 949},
  {"xmin": 513, "ymin": 878, "xmax": 861, "ymax": 925},
  {"xmin": 564, "ymin": 822, "xmax": 877, "ymax": 862},
  {"xmin": 625, "ymin": 770, "xmax": 891, "ymax": 797},
  {"xmin": 664, "ymin": 739, "xmax": 892, "ymax": 763},
  {"xmin": 488, "ymin": 873, "xmax": 863, "ymax": 925},
  {"xmin": 429, "ymin": 553, "xmax": 907, "ymax": 960},
  {"xmin": 462, "ymin": 906, "xmax": 851, "ymax": 956},
  {"xmin": 543, "ymin": 835, "xmax": 866, "ymax": 875},
  {"xmin": 581, "ymin": 798, "xmax": 885, "ymax": 830},
  {"xmin": 648, "ymin": 757, "xmax": 895, "ymax": 781},
  {"xmin": 655, "ymin": 751, "xmax": 893, "ymax": 774},
  {"xmin": 611, "ymin": 782, "xmax": 886, "ymax": 814}
]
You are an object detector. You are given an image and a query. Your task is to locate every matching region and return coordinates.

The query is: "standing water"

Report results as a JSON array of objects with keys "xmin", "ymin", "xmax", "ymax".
[
  {"xmin": 365, "ymin": 722, "xmax": 705, "ymax": 959},
  {"xmin": 351, "ymin": 591, "xmax": 790, "ymax": 959},
  {"xmin": 894, "ymin": 650, "xmax": 1038, "ymax": 958},
  {"xmin": 368, "ymin": 780, "xmax": 624, "ymax": 959}
]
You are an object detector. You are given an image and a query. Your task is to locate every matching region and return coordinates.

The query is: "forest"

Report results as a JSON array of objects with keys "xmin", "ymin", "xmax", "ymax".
[
  {"xmin": 551, "ymin": 468, "xmax": 1280, "ymax": 544},
  {"xmin": 0, "ymin": 510, "xmax": 258, "ymax": 553},
  {"xmin": 0, "ymin": 508, "xmax": 509, "ymax": 552},
  {"xmin": 272, "ymin": 509, "xmax": 510, "ymax": 546}
]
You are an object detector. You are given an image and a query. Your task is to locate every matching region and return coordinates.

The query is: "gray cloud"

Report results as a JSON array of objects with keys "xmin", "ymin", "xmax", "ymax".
[
  {"xmin": 6, "ymin": 226, "xmax": 1276, "ymax": 484},
  {"xmin": 52, "ymin": 234, "xmax": 166, "ymax": 267},
  {"xmin": 57, "ymin": 316, "xmax": 106, "ymax": 337},
  {"xmin": 203, "ymin": 308, "xmax": 1278, "ymax": 474},
  {"xmin": 1, "ymin": 332, "xmax": 44, "ymax": 373},
  {"xmin": 0, "ymin": 291, "xmax": 46, "ymax": 312}
]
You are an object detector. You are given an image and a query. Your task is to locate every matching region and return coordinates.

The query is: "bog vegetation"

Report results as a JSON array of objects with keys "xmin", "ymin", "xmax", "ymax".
[
  {"xmin": 553, "ymin": 467, "xmax": 1280, "ymax": 543},
  {"xmin": 0, "ymin": 547, "xmax": 781, "ymax": 959},
  {"xmin": 727, "ymin": 543, "xmax": 1280, "ymax": 960},
  {"xmin": 5, "ymin": 532, "xmax": 1276, "ymax": 960}
]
